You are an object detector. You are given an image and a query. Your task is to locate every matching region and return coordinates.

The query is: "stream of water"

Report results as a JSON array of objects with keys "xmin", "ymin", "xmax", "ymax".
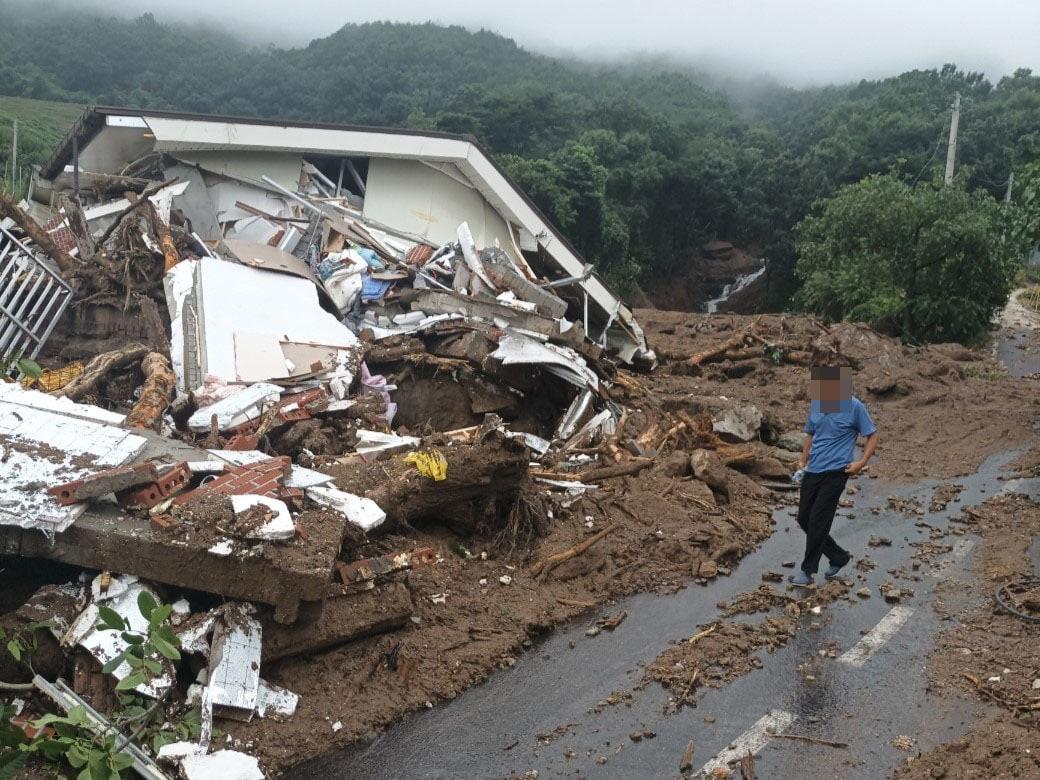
[{"xmin": 704, "ymin": 263, "xmax": 766, "ymax": 314}]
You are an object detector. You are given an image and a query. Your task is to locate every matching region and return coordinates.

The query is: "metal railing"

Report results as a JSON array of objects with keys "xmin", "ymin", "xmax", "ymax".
[{"xmin": 0, "ymin": 224, "xmax": 72, "ymax": 376}]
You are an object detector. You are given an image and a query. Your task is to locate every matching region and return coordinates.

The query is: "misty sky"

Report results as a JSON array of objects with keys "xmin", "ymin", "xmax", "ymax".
[{"xmin": 40, "ymin": 0, "xmax": 1040, "ymax": 85}]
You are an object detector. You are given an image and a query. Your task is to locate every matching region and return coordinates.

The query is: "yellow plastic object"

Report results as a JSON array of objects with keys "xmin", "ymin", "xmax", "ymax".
[
  {"xmin": 404, "ymin": 449, "xmax": 448, "ymax": 481},
  {"xmin": 21, "ymin": 362, "xmax": 84, "ymax": 391}
]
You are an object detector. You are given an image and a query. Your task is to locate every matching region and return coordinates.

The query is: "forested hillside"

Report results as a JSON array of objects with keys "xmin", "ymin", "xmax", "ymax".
[{"xmin": 1, "ymin": 1, "xmax": 1039, "ymax": 308}]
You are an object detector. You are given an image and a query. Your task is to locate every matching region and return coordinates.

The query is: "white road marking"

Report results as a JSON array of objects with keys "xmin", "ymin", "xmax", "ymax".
[
  {"xmin": 838, "ymin": 605, "xmax": 914, "ymax": 667},
  {"xmin": 699, "ymin": 710, "xmax": 797, "ymax": 776},
  {"xmin": 931, "ymin": 538, "xmax": 975, "ymax": 575}
]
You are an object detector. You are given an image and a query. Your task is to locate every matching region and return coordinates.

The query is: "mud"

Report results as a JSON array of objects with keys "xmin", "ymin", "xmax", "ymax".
[
  {"xmin": 8, "ymin": 310, "xmax": 1040, "ymax": 777},
  {"xmin": 891, "ymin": 714, "xmax": 1040, "ymax": 779},
  {"xmin": 888, "ymin": 491, "xmax": 1040, "ymax": 777},
  {"xmin": 644, "ymin": 617, "xmax": 799, "ymax": 702},
  {"xmin": 636, "ymin": 310, "xmax": 1039, "ymax": 482},
  {"xmin": 223, "ymin": 312, "xmax": 1040, "ymax": 774}
]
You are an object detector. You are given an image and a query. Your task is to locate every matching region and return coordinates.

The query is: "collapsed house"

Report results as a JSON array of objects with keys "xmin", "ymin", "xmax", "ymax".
[{"xmin": 0, "ymin": 106, "xmax": 656, "ymax": 776}]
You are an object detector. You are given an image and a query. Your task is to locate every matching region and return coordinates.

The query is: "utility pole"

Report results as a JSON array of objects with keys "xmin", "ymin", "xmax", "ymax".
[
  {"xmin": 944, "ymin": 93, "xmax": 961, "ymax": 185},
  {"xmin": 10, "ymin": 119, "xmax": 16, "ymax": 182},
  {"xmin": 1005, "ymin": 171, "xmax": 1014, "ymax": 203}
]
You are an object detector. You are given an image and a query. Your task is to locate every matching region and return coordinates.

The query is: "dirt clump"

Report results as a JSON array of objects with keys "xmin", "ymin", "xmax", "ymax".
[
  {"xmin": 644, "ymin": 618, "xmax": 797, "ymax": 704},
  {"xmin": 891, "ymin": 714, "xmax": 1040, "ymax": 779}
]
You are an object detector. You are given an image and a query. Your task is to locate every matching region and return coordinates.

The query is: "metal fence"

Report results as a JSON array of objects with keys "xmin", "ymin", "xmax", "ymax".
[{"xmin": 0, "ymin": 224, "xmax": 72, "ymax": 377}]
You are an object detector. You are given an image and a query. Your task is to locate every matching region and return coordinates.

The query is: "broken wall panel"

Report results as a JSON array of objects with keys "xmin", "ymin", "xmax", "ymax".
[
  {"xmin": 179, "ymin": 256, "xmax": 359, "ymax": 389},
  {"xmin": 362, "ymin": 157, "xmax": 513, "ymax": 250}
]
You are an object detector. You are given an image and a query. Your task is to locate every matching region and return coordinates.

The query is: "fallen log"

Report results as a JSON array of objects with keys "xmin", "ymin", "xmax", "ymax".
[
  {"xmin": 260, "ymin": 582, "xmax": 412, "ymax": 663},
  {"xmin": 357, "ymin": 432, "xmax": 530, "ymax": 531},
  {"xmin": 687, "ymin": 324, "xmax": 756, "ymax": 366},
  {"xmin": 530, "ymin": 524, "xmax": 618, "ymax": 580},
  {"xmin": 126, "ymin": 352, "xmax": 176, "ymax": 429},
  {"xmin": 0, "ymin": 192, "xmax": 78, "ymax": 275},
  {"xmin": 578, "ymin": 458, "xmax": 653, "ymax": 483},
  {"xmin": 56, "ymin": 343, "xmax": 149, "ymax": 401}
]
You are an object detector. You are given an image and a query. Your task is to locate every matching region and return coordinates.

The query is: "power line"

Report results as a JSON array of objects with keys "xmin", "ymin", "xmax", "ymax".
[{"xmin": 910, "ymin": 118, "xmax": 950, "ymax": 186}]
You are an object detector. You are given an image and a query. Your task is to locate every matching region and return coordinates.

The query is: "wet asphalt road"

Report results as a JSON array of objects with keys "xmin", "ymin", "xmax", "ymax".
[
  {"xmin": 993, "ymin": 328, "xmax": 1040, "ymax": 378},
  {"xmin": 297, "ymin": 449, "xmax": 1037, "ymax": 780}
]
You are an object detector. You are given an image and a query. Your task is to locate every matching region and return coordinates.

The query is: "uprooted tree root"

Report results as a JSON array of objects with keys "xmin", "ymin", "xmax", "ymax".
[{"xmin": 485, "ymin": 487, "xmax": 551, "ymax": 557}]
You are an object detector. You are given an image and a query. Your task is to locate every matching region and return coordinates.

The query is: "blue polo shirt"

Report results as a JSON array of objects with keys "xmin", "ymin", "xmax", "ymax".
[{"xmin": 804, "ymin": 396, "xmax": 876, "ymax": 473}]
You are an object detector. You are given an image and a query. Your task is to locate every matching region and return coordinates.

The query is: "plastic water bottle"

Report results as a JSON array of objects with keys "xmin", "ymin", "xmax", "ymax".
[{"xmin": 791, "ymin": 468, "xmax": 805, "ymax": 485}]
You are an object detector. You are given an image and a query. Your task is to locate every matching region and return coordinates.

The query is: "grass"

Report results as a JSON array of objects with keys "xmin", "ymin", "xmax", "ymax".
[{"xmin": 0, "ymin": 95, "xmax": 84, "ymax": 196}]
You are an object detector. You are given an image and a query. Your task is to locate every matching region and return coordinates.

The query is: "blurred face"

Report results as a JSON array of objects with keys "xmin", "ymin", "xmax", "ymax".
[{"xmin": 811, "ymin": 367, "xmax": 851, "ymax": 412}]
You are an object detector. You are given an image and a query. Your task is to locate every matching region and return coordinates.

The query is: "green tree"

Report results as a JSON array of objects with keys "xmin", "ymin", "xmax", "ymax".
[{"xmin": 795, "ymin": 173, "xmax": 1027, "ymax": 343}]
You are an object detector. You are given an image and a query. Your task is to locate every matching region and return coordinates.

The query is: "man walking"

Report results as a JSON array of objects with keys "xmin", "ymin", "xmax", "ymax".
[{"xmin": 791, "ymin": 365, "xmax": 878, "ymax": 587}]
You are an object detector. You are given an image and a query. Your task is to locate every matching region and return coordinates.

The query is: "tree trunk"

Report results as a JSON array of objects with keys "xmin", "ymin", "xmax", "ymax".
[
  {"xmin": 126, "ymin": 352, "xmax": 176, "ymax": 429},
  {"xmin": 57, "ymin": 343, "xmax": 149, "ymax": 401},
  {"xmin": 0, "ymin": 192, "xmax": 78, "ymax": 275}
]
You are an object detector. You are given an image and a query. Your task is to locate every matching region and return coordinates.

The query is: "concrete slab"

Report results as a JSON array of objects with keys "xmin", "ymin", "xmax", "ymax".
[{"xmin": 1, "ymin": 429, "xmax": 344, "ymax": 623}]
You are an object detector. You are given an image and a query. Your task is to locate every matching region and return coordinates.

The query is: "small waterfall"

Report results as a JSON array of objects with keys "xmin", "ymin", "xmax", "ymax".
[{"xmin": 705, "ymin": 262, "xmax": 766, "ymax": 314}]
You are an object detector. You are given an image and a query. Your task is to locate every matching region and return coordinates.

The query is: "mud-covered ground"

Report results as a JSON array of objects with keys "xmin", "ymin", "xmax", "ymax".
[
  {"xmin": 4, "ymin": 310, "xmax": 1036, "ymax": 777},
  {"xmin": 891, "ymin": 490, "xmax": 1040, "ymax": 778},
  {"xmin": 223, "ymin": 312, "xmax": 1040, "ymax": 775}
]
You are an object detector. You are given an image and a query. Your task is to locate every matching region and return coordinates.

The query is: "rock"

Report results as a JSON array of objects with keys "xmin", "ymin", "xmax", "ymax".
[
  {"xmin": 930, "ymin": 343, "xmax": 978, "ymax": 362},
  {"xmin": 856, "ymin": 588, "xmax": 871, "ymax": 598},
  {"xmin": 748, "ymin": 456, "xmax": 793, "ymax": 481},
  {"xmin": 781, "ymin": 560, "xmax": 796, "ymax": 568},
  {"xmin": 699, "ymin": 560, "xmax": 719, "ymax": 579},
  {"xmin": 868, "ymin": 535, "xmax": 892, "ymax": 547},
  {"xmin": 866, "ymin": 373, "xmax": 912, "ymax": 396},
  {"xmin": 883, "ymin": 589, "xmax": 902, "ymax": 603},
  {"xmin": 762, "ymin": 571, "xmax": 783, "ymax": 583},
  {"xmin": 712, "ymin": 405, "xmax": 763, "ymax": 443},
  {"xmin": 585, "ymin": 626, "xmax": 601, "ymax": 637},
  {"xmin": 660, "ymin": 450, "xmax": 691, "ymax": 478},
  {"xmin": 630, "ymin": 731, "xmax": 643, "ymax": 742},
  {"xmin": 776, "ymin": 431, "xmax": 807, "ymax": 453},
  {"xmin": 690, "ymin": 449, "xmax": 731, "ymax": 502}
]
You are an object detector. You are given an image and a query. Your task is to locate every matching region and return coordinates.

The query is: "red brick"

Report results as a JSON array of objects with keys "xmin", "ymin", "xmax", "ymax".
[
  {"xmin": 117, "ymin": 463, "xmax": 191, "ymax": 509},
  {"xmin": 225, "ymin": 434, "xmax": 261, "ymax": 451},
  {"xmin": 48, "ymin": 463, "xmax": 159, "ymax": 505},
  {"xmin": 150, "ymin": 514, "xmax": 178, "ymax": 530},
  {"xmin": 172, "ymin": 457, "xmax": 290, "ymax": 505}
]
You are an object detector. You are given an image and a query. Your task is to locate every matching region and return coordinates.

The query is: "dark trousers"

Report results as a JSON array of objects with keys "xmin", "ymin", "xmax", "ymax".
[{"xmin": 796, "ymin": 469, "xmax": 850, "ymax": 575}]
